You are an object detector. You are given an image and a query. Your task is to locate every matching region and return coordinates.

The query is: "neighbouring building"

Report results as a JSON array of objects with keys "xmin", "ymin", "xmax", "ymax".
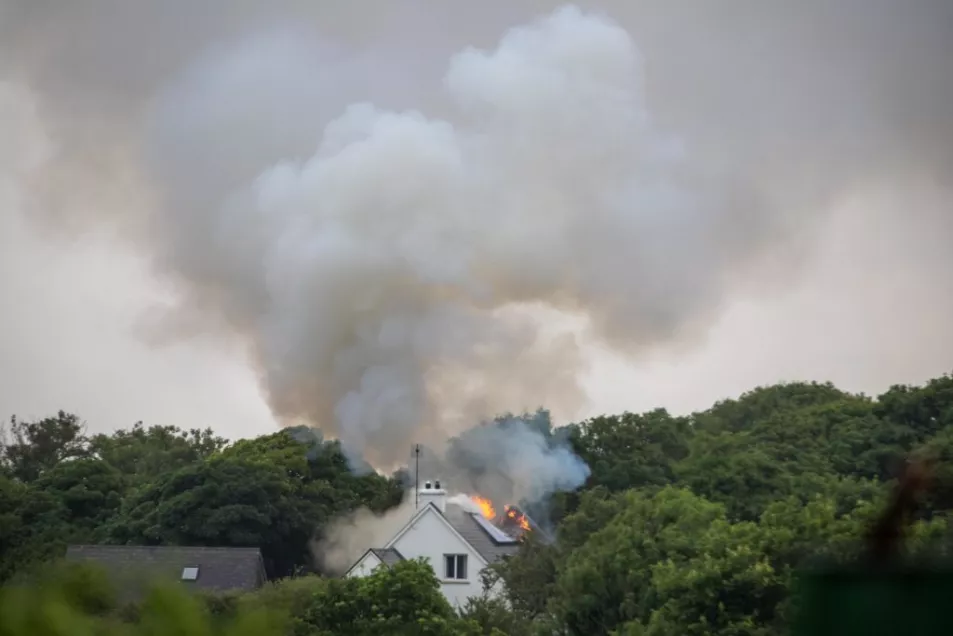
[
  {"xmin": 344, "ymin": 480, "xmax": 526, "ymax": 607},
  {"xmin": 65, "ymin": 545, "xmax": 268, "ymax": 599}
]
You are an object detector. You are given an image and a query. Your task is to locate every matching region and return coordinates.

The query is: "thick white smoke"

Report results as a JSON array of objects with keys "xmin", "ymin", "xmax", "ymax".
[{"xmin": 140, "ymin": 6, "xmax": 773, "ymax": 468}]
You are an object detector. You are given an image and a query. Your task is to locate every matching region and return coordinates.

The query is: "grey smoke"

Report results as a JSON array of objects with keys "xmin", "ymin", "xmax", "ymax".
[
  {"xmin": 2, "ymin": 1, "xmax": 952, "ymax": 490},
  {"xmin": 435, "ymin": 410, "xmax": 590, "ymax": 505},
  {"xmin": 142, "ymin": 4, "xmax": 770, "ymax": 469}
]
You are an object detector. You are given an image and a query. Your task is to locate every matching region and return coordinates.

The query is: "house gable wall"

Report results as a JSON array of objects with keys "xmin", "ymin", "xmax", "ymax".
[
  {"xmin": 387, "ymin": 507, "xmax": 488, "ymax": 608},
  {"xmin": 345, "ymin": 550, "xmax": 383, "ymax": 578}
]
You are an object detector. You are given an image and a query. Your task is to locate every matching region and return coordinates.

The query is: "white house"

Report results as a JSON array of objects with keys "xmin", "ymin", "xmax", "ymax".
[{"xmin": 344, "ymin": 480, "xmax": 522, "ymax": 607}]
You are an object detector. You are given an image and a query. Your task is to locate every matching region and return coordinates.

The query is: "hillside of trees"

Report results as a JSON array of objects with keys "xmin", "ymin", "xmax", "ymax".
[{"xmin": 3, "ymin": 373, "xmax": 953, "ymax": 635}]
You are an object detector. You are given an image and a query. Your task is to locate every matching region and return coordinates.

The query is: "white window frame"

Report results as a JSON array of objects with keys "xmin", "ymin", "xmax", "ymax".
[{"xmin": 443, "ymin": 553, "xmax": 468, "ymax": 580}]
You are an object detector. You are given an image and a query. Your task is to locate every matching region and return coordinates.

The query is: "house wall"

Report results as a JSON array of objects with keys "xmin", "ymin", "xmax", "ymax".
[
  {"xmin": 388, "ymin": 508, "xmax": 489, "ymax": 608},
  {"xmin": 346, "ymin": 551, "xmax": 383, "ymax": 578}
]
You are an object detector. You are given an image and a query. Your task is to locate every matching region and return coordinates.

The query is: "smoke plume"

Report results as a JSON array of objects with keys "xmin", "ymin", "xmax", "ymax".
[
  {"xmin": 144, "ymin": 5, "xmax": 777, "ymax": 468},
  {"xmin": 3, "ymin": 1, "xmax": 952, "ymax": 483},
  {"xmin": 435, "ymin": 410, "xmax": 590, "ymax": 505},
  {"xmin": 317, "ymin": 496, "xmax": 418, "ymax": 574}
]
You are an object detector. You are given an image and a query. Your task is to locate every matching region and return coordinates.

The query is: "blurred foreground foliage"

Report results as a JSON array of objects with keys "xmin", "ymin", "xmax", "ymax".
[{"xmin": 0, "ymin": 559, "xmax": 489, "ymax": 636}]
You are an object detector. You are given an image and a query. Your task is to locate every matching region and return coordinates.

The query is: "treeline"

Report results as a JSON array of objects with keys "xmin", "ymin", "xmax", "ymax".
[
  {"xmin": 0, "ymin": 418, "xmax": 404, "ymax": 581},
  {"xmin": 2, "ymin": 373, "xmax": 953, "ymax": 634}
]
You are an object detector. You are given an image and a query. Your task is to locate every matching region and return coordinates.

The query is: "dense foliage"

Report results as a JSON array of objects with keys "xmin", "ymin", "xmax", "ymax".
[
  {"xmin": 0, "ymin": 559, "xmax": 487, "ymax": 636},
  {"xmin": 0, "ymin": 417, "xmax": 403, "ymax": 580},
  {"xmin": 3, "ymin": 372, "xmax": 953, "ymax": 634}
]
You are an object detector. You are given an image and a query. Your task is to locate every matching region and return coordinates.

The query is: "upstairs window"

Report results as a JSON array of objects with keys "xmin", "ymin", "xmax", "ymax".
[{"xmin": 444, "ymin": 554, "xmax": 467, "ymax": 580}]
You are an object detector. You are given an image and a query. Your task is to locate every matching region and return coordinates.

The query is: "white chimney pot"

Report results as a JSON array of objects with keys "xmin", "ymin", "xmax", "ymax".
[{"xmin": 418, "ymin": 479, "xmax": 447, "ymax": 512}]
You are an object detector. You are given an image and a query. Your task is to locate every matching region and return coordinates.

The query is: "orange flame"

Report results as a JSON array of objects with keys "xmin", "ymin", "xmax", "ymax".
[
  {"xmin": 504, "ymin": 505, "xmax": 531, "ymax": 531},
  {"xmin": 471, "ymin": 495, "xmax": 496, "ymax": 520}
]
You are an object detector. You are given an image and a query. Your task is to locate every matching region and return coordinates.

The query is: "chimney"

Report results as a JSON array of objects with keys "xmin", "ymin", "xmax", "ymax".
[{"xmin": 418, "ymin": 479, "xmax": 447, "ymax": 512}]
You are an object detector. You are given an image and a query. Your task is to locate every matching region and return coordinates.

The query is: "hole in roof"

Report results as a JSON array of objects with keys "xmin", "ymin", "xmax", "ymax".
[{"xmin": 181, "ymin": 566, "xmax": 199, "ymax": 581}]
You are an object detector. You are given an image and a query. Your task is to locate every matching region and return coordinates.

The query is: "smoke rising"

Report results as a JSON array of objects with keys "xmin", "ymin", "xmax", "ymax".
[
  {"xmin": 318, "ymin": 496, "xmax": 418, "ymax": 574},
  {"xmin": 142, "ymin": 5, "xmax": 779, "ymax": 469},
  {"xmin": 438, "ymin": 410, "xmax": 590, "ymax": 505},
  {"xmin": 3, "ymin": 2, "xmax": 952, "ymax": 491}
]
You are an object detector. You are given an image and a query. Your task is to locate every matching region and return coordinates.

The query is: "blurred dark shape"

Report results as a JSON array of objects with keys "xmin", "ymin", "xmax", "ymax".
[
  {"xmin": 792, "ymin": 564, "xmax": 953, "ymax": 636},
  {"xmin": 792, "ymin": 456, "xmax": 952, "ymax": 636},
  {"xmin": 867, "ymin": 456, "xmax": 935, "ymax": 563}
]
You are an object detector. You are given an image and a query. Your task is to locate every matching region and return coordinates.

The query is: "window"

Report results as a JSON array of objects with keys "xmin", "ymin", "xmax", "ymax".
[
  {"xmin": 444, "ymin": 554, "xmax": 467, "ymax": 580},
  {"xmin": 181, "ymin": 567, "xmax": 199, "ymax": 581}
]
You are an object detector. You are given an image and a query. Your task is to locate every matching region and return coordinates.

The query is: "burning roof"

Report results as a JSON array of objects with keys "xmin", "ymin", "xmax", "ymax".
[{"xmin": 468, "ymin": 496, "xmax": 546, "ymax": 543}]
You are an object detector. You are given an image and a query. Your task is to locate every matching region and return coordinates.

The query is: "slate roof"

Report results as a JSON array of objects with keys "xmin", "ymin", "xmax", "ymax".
[
  {"xmin": 65, "ymin": 545, "xmax": 267, "ymax": 597},
  {"xmin": 369, "ymin": 548, "xmax": 404, "ymax": 566},
  {"xmin": 442, "ymin": 504, "xmax": 521, "ymax": 563}
]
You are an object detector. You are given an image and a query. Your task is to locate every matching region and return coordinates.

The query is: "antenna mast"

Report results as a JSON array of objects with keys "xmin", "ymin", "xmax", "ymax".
[{"xmin": 414, "ymin": 444, "xmax": 421, "ymax": 510}]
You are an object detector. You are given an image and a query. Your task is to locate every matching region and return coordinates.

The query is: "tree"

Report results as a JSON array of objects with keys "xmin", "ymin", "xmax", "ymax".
[
  {"xmin": 490, "ymin": 530, "xmax": 560, "ymax": 623},
  {"xmin": 570, "ymin": 410, "xmax": 691, "ymax": 494},
  {"xmin": 458, "ymin": 594, "xmax": 532, "ymax": 636},
  {"xmin": 107, "ymin": 455, "xmax": 317, "ymax": 578},
  {"xmin": 107, "ymin": 431, "xmax": 404, "ymax": 578},
  {"xmin": 641, "ymin": 518, "xmax": 781, "ymax": 636},
  {"xmin": 223, "ymin": 430, "xmax": 404, "ymax": 525},
  {"xmin": 34, "ymin": 458, "xmax": 124, "ymax": 539},
  {"xmin": 1, "ymin": 412, "xmax": 88, "ymax": 482},
  {"xmin": 295, "ymin": 560, "xmax": 481, "ymax": 636},
  {"xmin": 89, "ymin": 422, "xmax": 226, "ymax": 486},
  {"xmin": 877, "ymin": 374, "xmax": 953, "ymax": 442},
  {"xmin": 551, "ymin": 488, "xmax": 729, "ymax": 634},
  {"xmin": 0, "ymin": 474, "xmax": 68, "ymax": 584},
  {"xmin": 694, "ymin": 383, "xmax": 852, "ymax": 434},
  {"xmin": 674, "ymin": 431, "xmax": 793, "ymax": 522}
]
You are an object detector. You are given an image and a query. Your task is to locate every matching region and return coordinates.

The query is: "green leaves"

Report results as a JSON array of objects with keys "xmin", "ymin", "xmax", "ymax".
[
  {"xmin": 0, "ymin": 562, "xmax": 281, "ymax": 636},
  {"xmin": 1, "ymin": 412, "xmax": 88, "ymax": 483}
]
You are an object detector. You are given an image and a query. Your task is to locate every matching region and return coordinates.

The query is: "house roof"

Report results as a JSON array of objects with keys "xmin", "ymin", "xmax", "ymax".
[
  {"xmin": 65, "ymin": 545, "xmax": 267, "ymax": 596},
  {"xmin": 370, "ymin": 548, "xmax": 405, "ymax": 566},
  {"xmin": 441, "ymin": 504, "xmax": 521, "ymax": 563},
  {"xmin": 348, "ymin": 500, "xmax": 523, "ymax": 577},
  {"xmin": 344, "ymin": 547, "xmax": 405, "ymax": 576}
]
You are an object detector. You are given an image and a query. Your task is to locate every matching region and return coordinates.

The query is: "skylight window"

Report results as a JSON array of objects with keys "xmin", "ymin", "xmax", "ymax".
[
  {"xmin": 471, "ymin": 513, "xmax": 518, "ymax": 544},
  {"xmin": 181, "ymin": 566, "xmax": 199, "ymax": 581}
]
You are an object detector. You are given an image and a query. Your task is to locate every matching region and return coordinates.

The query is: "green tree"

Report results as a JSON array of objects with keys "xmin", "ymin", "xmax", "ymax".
[
  {"xmin": 570, "ymin": 410, "xmax": 690, "ymax": 494},
  {"xmin": 551, "ymin": 487, "xmax": 729, "ymax": 634},
  {"xmin": 0, "ymin": 474, "xmax": 68, "ymax": 584},
  {"xmin": 695, "ymin": 383, "xmax": 852, "ymax": 434},
  {"xmin": 674, "ymin": 431, "xmax": 792, "ymax": 522},
  {"xmin": 89, "ymin": 422, "xmax": 226, "ymax": 486},
  {"xmin": 295, "ymin": 560, "xmax": 481, "ymax": 636},
  {"xmin": 877, "ymin": 374, "xmax": 953, "ymax": 442},
  {"xmin": 490, "ymin": 530, "xmax": 561, "ymax": 623},
  {"xmin": 1, "ymin": 412, "xmax": 88, "ymax": 482},
  {"xmin": 458, "ymin": 594, "xmax": 531, "ymax": 636},
  {"xmin": 107, "ymin": 455, "xmax": 317, "ymax": 578},
  {"xmin": 34, "ymin": 459, "xmax": 125, "ymax": 539},
  {"xmin": 642, "ymin": 518, "xmax": 781, "ymax": 636}
]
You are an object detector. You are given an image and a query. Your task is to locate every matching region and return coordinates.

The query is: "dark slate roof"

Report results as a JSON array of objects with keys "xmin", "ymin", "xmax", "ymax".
[
  {"xmin": 370, "ymin": 548, "xmax": 404, "ymax": 566},
  {"xmin": 442, "ymin": 504, "xmax": 521, "ymax": 563},
  {"xmin": 65, "ymin": 545, "xmax": 267, "ymax": 597}
]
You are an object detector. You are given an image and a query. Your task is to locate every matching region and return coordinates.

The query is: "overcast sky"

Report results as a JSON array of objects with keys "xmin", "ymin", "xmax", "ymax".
[{"xmin": 1, "ymin": 1, "xmax": 951, "ymax": 441}]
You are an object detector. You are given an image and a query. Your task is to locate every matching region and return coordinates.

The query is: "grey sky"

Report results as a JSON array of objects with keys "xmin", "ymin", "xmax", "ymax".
[{"xmin": 1, "ymin": 1, "xmax": 951, "ymax": 442}]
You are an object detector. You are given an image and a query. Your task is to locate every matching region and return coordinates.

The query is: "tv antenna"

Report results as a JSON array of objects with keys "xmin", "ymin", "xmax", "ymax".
[{"xmin": 413, "ymin": 444, "xmax": 421, "ymax": 510}]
